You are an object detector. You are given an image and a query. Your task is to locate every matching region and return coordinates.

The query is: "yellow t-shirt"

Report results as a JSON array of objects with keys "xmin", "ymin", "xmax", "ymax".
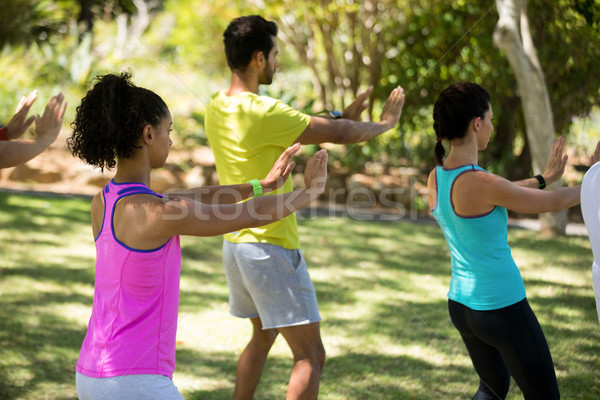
[{"xmin": 204, "ymin": 90, "xmax": 311, "ymax": 249}]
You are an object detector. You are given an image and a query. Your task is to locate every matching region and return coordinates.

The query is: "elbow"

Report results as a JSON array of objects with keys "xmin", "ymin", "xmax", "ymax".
[
  {"xmin": 244, "ymin": 201, "xmax": 277, "ymax": 229},
  {"xmin": 330, "ymin": 120, "xmax": 354, "ymax": 144}
]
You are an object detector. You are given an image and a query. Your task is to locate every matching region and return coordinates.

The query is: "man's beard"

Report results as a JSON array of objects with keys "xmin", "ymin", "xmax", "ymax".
[{"xmin": 259, "ymin": 66, "xmax": 275, "ymax": 85}]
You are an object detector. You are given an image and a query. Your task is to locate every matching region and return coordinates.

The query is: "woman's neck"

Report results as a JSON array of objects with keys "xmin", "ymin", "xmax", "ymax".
[
  {"xmin": 113, "ymin": 157, "xmax": 151, "ymax": 187},
  {"xmin": 443, "ymin": 136, "xmax": 479, "ymax": 168}
]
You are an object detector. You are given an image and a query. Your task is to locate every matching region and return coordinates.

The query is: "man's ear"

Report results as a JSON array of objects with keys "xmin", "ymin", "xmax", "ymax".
[
  {"xmin": 254, "ymin": 50, "xmax": 266, "ymax": 67},
  {"xmin": 142, "ymin": 125, "xmax": 153, "ymax": 145}
]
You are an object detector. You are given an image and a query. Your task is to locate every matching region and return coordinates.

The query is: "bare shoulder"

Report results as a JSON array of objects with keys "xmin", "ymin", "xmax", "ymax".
[
  {"xmin": 117, "ymin": 193, "xmax": 168, "ymax": 222},
  {"xmin": 90, "ymin": 191, "xmax": 105, "ymax": 237},
  {"xmin": 455, "ymin": 169, "xmax": 533, "ymax": 212},
  {"xmin": 451, "ymin": 169, "xmax": 505, "ymax": 214},
  {"xmin": 455, "ymin": 168, "xmax": 503, "ymax": 187},
  {"xmin": 426, "ymin": 168, "xmax": 437, "ymax": 209},
  {"xmin": 427, "ymin": 168, "xmax": 437, "ymax": 186},
  {"xmin": 112, "ymin": 193, "xmax": 177, "ymax": 248},
  {"xmin": 91, "ymin": 191, "xmax": 103, "ymax": 212}
]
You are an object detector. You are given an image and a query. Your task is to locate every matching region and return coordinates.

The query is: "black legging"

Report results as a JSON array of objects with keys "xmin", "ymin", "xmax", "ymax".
[{"xmin": 448, "ymin": 298, "xmax": 559, "ymax": 400}]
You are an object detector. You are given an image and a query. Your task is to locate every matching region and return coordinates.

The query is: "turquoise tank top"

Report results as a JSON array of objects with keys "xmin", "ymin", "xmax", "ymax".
[{"xmin": 432, "ymin": 164, "xmax": 526, "ymax": 310}]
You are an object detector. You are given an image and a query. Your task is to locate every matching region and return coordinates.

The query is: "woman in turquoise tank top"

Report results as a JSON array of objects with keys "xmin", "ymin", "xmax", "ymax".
[
  {"xmin": 67, "ymin": 72, "xmax": 328, "ymax": 400},
  {"xmin": 426, "ymin": 82, "xmax": 599, "ymax": 400}
]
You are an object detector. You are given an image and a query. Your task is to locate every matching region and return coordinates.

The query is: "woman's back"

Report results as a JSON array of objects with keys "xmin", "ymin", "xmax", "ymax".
[
  {"xmin": 432, "ymin": 164, "xmax": 526, "ymax": 310},
  {"xmin": 77, "ymin": 180, "xmax": 181, "ymax": 379}
]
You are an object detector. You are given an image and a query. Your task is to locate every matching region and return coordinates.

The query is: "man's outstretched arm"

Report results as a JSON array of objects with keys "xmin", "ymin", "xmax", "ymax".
[{"xmin": 295, "ymin": 86, "xmax": 405, "ymax": 145}]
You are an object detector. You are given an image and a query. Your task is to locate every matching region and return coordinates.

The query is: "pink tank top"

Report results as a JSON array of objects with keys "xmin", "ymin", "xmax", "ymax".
[{"xmin": 76, "ymin": 180, "xmax": 181, "ymax": 379}]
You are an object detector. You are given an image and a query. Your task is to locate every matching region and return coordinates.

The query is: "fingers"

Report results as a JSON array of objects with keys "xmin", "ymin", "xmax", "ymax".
[
  {"xmin": 286, "ymin": 142, "xmax": 301, "ymax": 156},
  {"xmin": 24, "ymin": 115, "xmax": 36, "ymax": 129},
  {"xmin": 15, "ymin": 90, "xmax": 38, "ymax": 114},
  {"xmin": 550, "ymin": 135, "xmax": 564, "ymax": 158},
  {"xmin": 308, "ymin": 149, "xmax": 328, "ymax": 168},
  {"xmin": 320, "ymin": 149, "xmax": 328, "ymax": 168},
  {"xmin": 275, "ymin": 142, "xmax": 300, "ymax": 168},
  {"xmin": 389, "ymin": 85, "xmax": 405, "ymax": 105},
  {"xmin": 281, "ymin": 142, "xmax": 300, "ymax": 158},
  {"xmin": 546, "ymin": 136, "xmax": 563, "ymax": 169},
  {"xmin": 343, "ymin": 86, "xmax": 373, "ymax": 121},
  {"xmin": 355, "ymin": 85, "xmax": 373, "ymax": 102},
  {"xmin": 304, "ymin": 149, "xmax": 328, "ymax": 193},
  {"xmin": 56, "ymin": 95, "xmax": 67, "ymax": 123},
  {"xmin": 380, "ymin": 85, "xmax": 405, "ymax": 126},
  {"xmin": 264, "ymin": 143, "xmax": 300, "ymax": 190},
  {"xmin": 281, "ymin": 161, "xmax": 296, "ymax": 179},
  {"xmin": 34, "ymin": 93, "xmax": 66, "ymax": 141},
  {"xmin": 43, "ymin": 93, "xmax": 67, "ymax": 123},
  {"xmin": 383, "ymin": 86, "xmax": 405, "ymax": 111}
]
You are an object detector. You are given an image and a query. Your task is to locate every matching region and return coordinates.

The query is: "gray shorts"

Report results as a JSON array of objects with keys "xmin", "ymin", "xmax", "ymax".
[
  {"xmin": 76, "ymin": 372, "xmax": 184, "ymax": 400},
  {"xmin": 223, "ymin": 240, "xmax": 321, "ymax": 329}
]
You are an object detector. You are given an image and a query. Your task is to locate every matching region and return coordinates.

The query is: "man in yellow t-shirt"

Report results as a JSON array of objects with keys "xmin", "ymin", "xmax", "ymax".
[{"xmin": 205, "ymin": 15, "xmax": 405, "ymax": 400}]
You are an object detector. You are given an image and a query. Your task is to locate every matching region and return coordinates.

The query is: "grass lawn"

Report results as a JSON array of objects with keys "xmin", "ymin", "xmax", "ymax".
[{"xmin": 0, "ymin": 190, "xmax": 599, "ymax": 399}]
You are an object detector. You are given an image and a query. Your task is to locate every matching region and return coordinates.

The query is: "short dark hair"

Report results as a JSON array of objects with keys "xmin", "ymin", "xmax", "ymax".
[
  {"xmin": 68, "ymin": 71, "xmax": 169, "ymax": 171},
  {"xmin": 223, "ymin": 15, "xmax": 278, "ymax": 71},
  {"xmin": 433, "ymin": 82, "xmax": 490, "ymax": 165}
]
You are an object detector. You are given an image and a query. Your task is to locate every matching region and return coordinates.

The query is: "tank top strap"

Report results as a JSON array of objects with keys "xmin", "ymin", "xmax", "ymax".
[
  {"xmin": 435, "ymin": 163, "xmax": 475, "ymax": 187},
  {"xmin": 96, "ymin": 180, "xmax": 162, "ymax": 240}
]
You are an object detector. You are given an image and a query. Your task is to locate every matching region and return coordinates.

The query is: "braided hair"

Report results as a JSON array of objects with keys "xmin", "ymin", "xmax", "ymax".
[{"xmin": 433, "ymin": 82, "xmax": 490, "ymax": 165}]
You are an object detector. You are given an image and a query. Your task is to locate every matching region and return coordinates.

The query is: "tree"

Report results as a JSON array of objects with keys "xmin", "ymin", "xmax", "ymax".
[
  {"xmin": 271, "ymin": 0, "xmax": 408, "ymax": 113},
  {"xmin": 493, "ymin": 0, "xmax": 566, "ymax": 235}
]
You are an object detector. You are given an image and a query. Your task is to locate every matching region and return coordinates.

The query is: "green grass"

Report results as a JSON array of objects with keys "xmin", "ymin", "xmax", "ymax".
[{"xmin": 0, "ymin": 191, "xmax": 599, "ymax": 399}]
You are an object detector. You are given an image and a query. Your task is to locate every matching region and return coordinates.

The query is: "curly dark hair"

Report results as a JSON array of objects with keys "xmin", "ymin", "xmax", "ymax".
[
  {"xmin": 433, "ymin": 82, "xmax": 490, "ymax": 165},
  {"xmin": 68, "ymin": 71, "xmax": 169, "ymax": 171},
  {"xmin": 223, "ymin": 15, "xmax": 278, "ymax": 71}
]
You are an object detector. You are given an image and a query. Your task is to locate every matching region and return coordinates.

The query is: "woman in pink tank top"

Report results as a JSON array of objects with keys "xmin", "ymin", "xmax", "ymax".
[{"xmin": 68, "ymin": 71, "xmax": 328, "ymax": 400}]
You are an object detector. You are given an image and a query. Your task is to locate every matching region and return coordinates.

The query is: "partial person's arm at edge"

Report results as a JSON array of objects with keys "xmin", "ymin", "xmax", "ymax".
[
  {"xmin": 0, "ymin": 137, "xmax": 56, "ymax": 169},
  {"xmin": 295, "ymin": 86, "xmax": 405, "ymax": 145},
  {"xmin": 0, "ymin": 93, "xmax": 66, "ymax": 169}
]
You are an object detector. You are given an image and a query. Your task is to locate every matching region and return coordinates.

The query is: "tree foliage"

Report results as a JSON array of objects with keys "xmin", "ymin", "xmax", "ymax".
[
  {"xmin": 184, "ymin": 0, "xmax": 600, "ymax": 176},
  {"xmin": 1, "ymin": 0, "xmax": 599, "ymax": 177}
]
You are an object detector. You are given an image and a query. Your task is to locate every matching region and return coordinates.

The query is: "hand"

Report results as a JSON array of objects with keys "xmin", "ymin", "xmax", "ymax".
[
  {"xmin": 590, "ymin": 140, "xmax": 600, "ymax": 166},
  {"xmin": 5, "ymin": 90, "xmax": 38, "ymax": 139},
  {"xmin": 304, "ymin": 149, "xmax": 328, "ymax": 196},
  {"xmin": 34, "ymin": 93, "xmax": 67, "ymax": 146},
  {"xmin": 541, "ymin": 136, "xmax": 568, "ymax": 185},
  {"xmin": 260, "ymin": 143, "xmax": 300, "ymax": 192},
  {"xmin": 380, "ymin": 86, "xmax": 405, "ymax": 128},
  {"xmin": 342, "ymin": 86, "xmax": 373, "ymax": 121}
]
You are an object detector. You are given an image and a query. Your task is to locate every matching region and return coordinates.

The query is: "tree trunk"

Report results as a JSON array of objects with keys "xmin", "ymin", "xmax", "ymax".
[{"xmin": 493, "ymin": 0, "xmax": 567, "ymax": 235}]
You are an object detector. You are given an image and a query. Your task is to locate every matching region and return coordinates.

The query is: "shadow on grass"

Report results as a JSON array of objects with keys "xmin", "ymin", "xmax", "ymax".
[
  {"xmin": 175, "ymin": 347, "xmax": 476, "ymax": 399},
  {"xmin": 0, "ymin": 192, "xmax": 93, "ymax": 399},
  {"xmin": 0, "ymin": 192, "xmax": 90, "ymax": 234},
  {"xmin": 1, "ymin": 192, "xmax": 599, "ymax": 399},
  {"xmin": 0, "ymin": 306, "xmax": 86, "ymax": 400},
  {"xmin": 2, "ymin": 262, "xmax": 94, "ymax": 286}
]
